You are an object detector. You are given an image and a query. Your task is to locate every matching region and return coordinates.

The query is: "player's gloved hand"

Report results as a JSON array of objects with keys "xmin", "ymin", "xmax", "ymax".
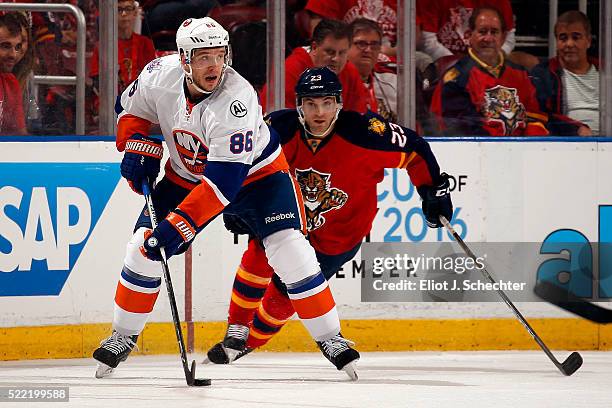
[
  {"xmin": 417, "ymin": 172, "xmax": 453, "ymax": 228},
  {"xmin": 141, "ymin": 210, "xmax": 197, "ymax": 261},
  {"xmin": 120, "ymin": 134, "xmax": 163, "ymax": 194}
]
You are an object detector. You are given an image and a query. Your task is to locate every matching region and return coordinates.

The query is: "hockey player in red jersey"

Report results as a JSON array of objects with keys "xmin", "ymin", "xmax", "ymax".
[
  {"xmin": 205, "ymin": 67, "xmax": 453, "ymax": 365},
  {"xmin": 93, "ymin": 18, "xmax": 359, "ymax": 381}
]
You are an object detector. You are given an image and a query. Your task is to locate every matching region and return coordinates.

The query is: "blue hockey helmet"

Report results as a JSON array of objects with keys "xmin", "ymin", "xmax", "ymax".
[
  {"xmin": 295, "ymin": 67, "xmax": 343, "ymax": 138},
  {"xmin": 295, "ymin": 67, "xmax": 343, "ymax": 107}
]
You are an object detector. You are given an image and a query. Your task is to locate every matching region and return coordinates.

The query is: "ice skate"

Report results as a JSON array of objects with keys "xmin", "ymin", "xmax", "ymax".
[
  {"xmin": 317, "ymin": 333, "xmax": 360, "ymax": 381},
  {"xmin": 93, "ymin": 330, "xmax": 138, "ymax": 378},
  {"xmin": 203, "ymin": 324, "xmax": 251, "ymax": 364}
]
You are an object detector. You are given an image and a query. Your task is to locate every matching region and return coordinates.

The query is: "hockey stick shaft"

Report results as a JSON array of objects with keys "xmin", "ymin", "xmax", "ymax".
[
  {"xmin": 440, "ymin": 216, "xmax": 582, "ymax": 375},
  {"xmin": 142, "ymin": 181, "xmax": 204, "ymax": 386}
]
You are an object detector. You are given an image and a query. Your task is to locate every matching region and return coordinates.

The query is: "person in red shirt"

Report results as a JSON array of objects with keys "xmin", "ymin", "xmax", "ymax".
[
  {"xmin": 260, "ymin": 19, "xmax": 371, "ymax": 114},
  {"xmin": 90, "ymin": 0, "xmax": 156, "ymax": 95},
  {"xmin": 430, "ymin": 7, "xmax": 548, "ymax": 136},
  {"xmin": 305, "ymin": 0, "xmax": 397, "ymax": 57},
  {"xmin": 205, "ymin": 67, "xmax": 452, "ymax": 365},
  {"xmin": 0, "ymin": 13, "xmax": 26, "ymax": 135},
  {"xmin": 418, "ymin": 0, "xmax": 515, "ymax": 62}
]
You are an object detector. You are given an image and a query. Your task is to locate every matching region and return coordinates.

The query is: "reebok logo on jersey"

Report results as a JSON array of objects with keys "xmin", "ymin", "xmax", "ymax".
[{"xmin": 265, "ymin": 213, "xmax": 296, "ymax": 224}]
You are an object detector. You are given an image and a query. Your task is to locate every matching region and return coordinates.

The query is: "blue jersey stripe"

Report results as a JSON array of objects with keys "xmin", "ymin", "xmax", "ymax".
[
  {"xmin": 121, "ymin": 268, "xmax": 161, "ymax": 289},
  {"xmin": 233, "ymin": 279, "xmax": 266, "ymax": 299},
  {"xmin": 203, "ymin": 161, "xmax": 249, "ymax": 202},
  {"xmin": 286, "ymin": 272, "xmax": 326, "ymax": 295},
  {"xmin": 252, "ymin": 126, "xmax": 281, "ymax": 167}
]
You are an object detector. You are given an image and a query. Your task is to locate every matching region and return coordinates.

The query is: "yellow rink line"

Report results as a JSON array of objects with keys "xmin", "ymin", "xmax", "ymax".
[{"xmin": 1, "ymin": 318, "xmax": 610, "ymax": 361}]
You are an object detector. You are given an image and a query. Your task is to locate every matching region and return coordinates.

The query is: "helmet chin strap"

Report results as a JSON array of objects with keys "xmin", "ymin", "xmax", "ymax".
[
  {"xmin": 184, "ymin": 64, "xmax": 211, "ymax": 95},
  {"xmin": 183, "ymin": 49, "xmax": 230, "ymax": 97},
  {"xmin": 298, "ymin": 104, "xmax": 342, "ymax": 139}
]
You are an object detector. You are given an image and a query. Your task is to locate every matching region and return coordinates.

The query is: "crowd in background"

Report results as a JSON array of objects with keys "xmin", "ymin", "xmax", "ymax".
[{"xmin": 0, "ymin": 0, "xmax": 602, "ymax": 137}]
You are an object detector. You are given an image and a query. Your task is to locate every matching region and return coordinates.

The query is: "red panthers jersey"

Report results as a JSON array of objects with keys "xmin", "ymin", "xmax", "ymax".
[
  {"xmin": 431, "ymin": 50, "xmax": 549, "ymax": 136},
  {"xmin": 267, "ymin": 110, "xmax": 441, "ymax": 255}
]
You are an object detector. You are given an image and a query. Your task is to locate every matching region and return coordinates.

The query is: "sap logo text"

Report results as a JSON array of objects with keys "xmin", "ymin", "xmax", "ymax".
[
  {"xmin": 537, "ymin": 205, "xmax": 612, "ymax": 299},
  {"xmin": 0, "ymin": 186, "xmax": 90, "ymax": 272},
  {"xmin": 265, "ymin": 213, "xmax": 296, "ymax": 224},
  {"xmin": 0, "ymin": 163, "xmax": 120, "ymax": 296}
]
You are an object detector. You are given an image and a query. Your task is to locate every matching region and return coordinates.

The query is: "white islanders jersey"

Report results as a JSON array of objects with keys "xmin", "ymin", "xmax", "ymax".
[{"xmin": 117, "ymin": 54, "xmax": 280, "ymax": 184}]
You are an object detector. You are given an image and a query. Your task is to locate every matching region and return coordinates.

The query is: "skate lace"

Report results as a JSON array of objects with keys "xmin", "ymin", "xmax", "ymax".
[
  {"xmin": 226, "ymin": 324, "xmax": 249, "ymax": 341},
  {"xmin": 320, "ymin": 335, "xmax": 355, "ymax": 358},
  {"xmin": 100, "ymin": 331, "xmax": 138, "ymax": 356}
]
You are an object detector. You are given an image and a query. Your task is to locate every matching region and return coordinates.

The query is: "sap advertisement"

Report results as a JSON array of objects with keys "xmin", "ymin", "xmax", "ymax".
[{"xmin": 1, "ymin": 140, "xmax": 612, "ymax": 324}]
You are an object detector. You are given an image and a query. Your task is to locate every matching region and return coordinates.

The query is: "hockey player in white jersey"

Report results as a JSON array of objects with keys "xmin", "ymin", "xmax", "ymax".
[{"xmin": 93, "ymin": 17, "xmax": 359, "ymax": 380}]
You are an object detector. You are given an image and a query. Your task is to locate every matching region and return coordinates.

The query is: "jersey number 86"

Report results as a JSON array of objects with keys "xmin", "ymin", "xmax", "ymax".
[{"xmin": 230, "ymin": 131, "xmax": 253, "ymax": 154}]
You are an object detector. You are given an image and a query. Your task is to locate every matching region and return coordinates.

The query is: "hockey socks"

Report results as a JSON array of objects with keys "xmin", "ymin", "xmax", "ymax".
[
  {"xmin": 228, "ymin": 239, "xmax": 274, "ymax": 326},
  {"xmin": 247, "ymin": 283, "xmax": 294, "ymax": 349}
]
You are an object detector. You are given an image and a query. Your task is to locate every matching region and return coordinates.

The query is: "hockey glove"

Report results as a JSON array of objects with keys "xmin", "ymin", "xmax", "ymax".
[
  {"xmin": 142, "ymin": 210, "xmax": 197, "ymax": 261},
  {"xmin": 120, "ymin": 134, "xmax": 163, "ymax": 194},
  {"xmin": 417, "ymin": 173, "xmax": 453, "ymax": 228}
]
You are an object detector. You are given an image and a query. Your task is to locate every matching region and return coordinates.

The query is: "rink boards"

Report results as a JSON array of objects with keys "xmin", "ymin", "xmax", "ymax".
[{"xmin": 1, "ymin": 137, "xmax": 612, "ymax": 359}]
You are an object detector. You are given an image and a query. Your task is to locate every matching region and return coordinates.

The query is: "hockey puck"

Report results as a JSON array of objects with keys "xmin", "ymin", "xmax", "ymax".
[{"xmin": 192, "ymin": 378, "xmax": 211, "ymax": 386}]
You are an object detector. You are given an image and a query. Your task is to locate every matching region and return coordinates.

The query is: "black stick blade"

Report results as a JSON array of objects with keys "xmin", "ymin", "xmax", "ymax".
[
  {"xmin": 189, "ymin": 360, "xmax": 212, "ymax": 386},
  {"xmin": 560, "ymin": 352, "xmax": 583, "ymax": 376}
]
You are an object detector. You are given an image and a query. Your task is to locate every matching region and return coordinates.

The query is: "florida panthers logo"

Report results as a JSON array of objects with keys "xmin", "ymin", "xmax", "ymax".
[
  {"xmin": 483, "ymin": 85, "xmax": 527, "ymax": 136},
  {"xmin": 173, "ymin": 129, "xmax": 208, "ymax": 175},
  {"xmin": 295, "ymin": 168, "xmax": 348, "ymax": 231}
]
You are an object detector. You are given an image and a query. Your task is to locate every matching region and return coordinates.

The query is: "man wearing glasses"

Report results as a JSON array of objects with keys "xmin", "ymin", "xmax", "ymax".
[{"xmin": 90, "ymin": 0, "xmax": 156, "ymax": 95}]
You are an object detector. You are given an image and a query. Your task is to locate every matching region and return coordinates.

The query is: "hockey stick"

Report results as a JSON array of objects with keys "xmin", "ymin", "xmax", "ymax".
[
  {"xmin": 440, "ymin": 215, "xmax": 583, "ymax": 376},
  {"xmin": 534, "ymin": 280, "xmax": 612, "ymax": 324},
  {"xmin": 142, "ymin": 181, "xmax": 211, "ymax": 387}
]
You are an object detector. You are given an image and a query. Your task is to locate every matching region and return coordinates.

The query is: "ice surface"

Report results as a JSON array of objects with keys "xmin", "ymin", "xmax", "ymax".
[{"xmin": 0, "ymin": 351, "xmax": 610, "ymax": 408}]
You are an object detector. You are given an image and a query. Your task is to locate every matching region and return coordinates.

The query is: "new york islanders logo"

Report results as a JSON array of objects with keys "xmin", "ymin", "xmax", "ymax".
[
  {"xmin": 483, "ymin": 85, "xmax": 527, "ymax": 136},
  {"xmin": 173, "ymin": 130, "xmax": 209, "ymax": 175},
  {"xmin": 295, "ymin": 168, "xmax": 348, "ymax": 231}
]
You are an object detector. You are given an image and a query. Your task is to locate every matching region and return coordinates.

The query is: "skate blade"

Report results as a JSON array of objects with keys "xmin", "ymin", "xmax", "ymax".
[
  {"xmin": 342, "ymin": 361, "xmax": 359, "ymax": 381},
  {"xmin": 224, "ymin": 346, "xmax": 242, "ymax": 363},
  {"xmin": 95, "ymin": 363, "xmax": 114, "ymax": 379}
]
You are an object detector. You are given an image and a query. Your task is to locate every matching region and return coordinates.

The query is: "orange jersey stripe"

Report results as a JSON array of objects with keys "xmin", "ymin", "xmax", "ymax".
[
  {"xmin": 258, "ymin": 304, "xmax": 291, "ymax": 326},
  {"xmin": 117, "ymin": 114, "xmax": 152, "ymax": 151},
  {"xmin": 249, "ymin": 327, "xmax": 275, "ymax": 340},
  {"xmin": 244, "ymin": 152, "xmax": 289, "ymax": 186},
  {"xmin": 237, "ymin": 267, "xmax": 272, "ymax": 286},
  {"xmin": 231, "ymin": 292, "xmax": 261, "ymax": 309},
  {"xmin": 164, "ymin": 161, "xmax": 200, "ymax": 191},
  {"xmin": 289, "ymin": 173, "xmax": 308, "ymax": 235},
  {"xmin": 177, "ymin": 179, "xmax": 226, "ymax": 227},
  {"xmin": 115, "ymin": 282, "xmax": 159, "ymax": 313},
  {"xmin": 290, "ymin": 286, "xmax": 335, "ymax": 320}
]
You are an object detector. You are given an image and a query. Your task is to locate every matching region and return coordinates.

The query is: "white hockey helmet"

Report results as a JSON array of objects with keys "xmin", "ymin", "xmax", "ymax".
[{"xmin": 176, "ymin": 17, "xmax": 231, "ymax": 94}]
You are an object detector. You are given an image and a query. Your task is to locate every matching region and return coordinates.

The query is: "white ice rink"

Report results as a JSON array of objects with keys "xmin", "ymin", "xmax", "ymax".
[{"xmin": 1, "ymin": 351, "xmax": 611, "ymax": 408}]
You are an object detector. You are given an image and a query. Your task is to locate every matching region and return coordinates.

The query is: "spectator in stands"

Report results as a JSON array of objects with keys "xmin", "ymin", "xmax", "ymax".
[
  {"xmin": 260, "ymin": 19, "xmax": 370, "ymax": 113},
  {"xmin": 530, "ymin": 11, "xmax": 595, "ymax": 136},
  {"xmin": 347, "ymin": 17, "xmax": 436, "ymax": 134},
  {"xmin": 141, "ymin": 0, "xmax": 218, "ymax": 39},
  {"xmin": 12, "ymin": 11, "xmax": 38, "ymax": 133},
  {"xmin": 34, "ymin": 0, "xmax": 99, "ymax": 134},
  {"xmin": 347, "ymin": 19, "xmax": 388, "ymax": 116},
  {"xmin": 418, "ymin": 0, "xmax": 515, "ymax": 62},
  {"xmin": 91, "ymin": 0, "xmax": 156, "ymax": 95},
  {"xmin": 430, "ymin": 7, "xmax": 548, "ymax": 136},
  {"xmin": 0, "ymin": 13, "xmax": 26, "ymax": 135},
  {"xmin": 304, "ymin": 0, "xmax": 397, "ymax": 58},
  {"xmin": 11, "ymin": 12, "xmax": 34, "ymax": 90}
]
